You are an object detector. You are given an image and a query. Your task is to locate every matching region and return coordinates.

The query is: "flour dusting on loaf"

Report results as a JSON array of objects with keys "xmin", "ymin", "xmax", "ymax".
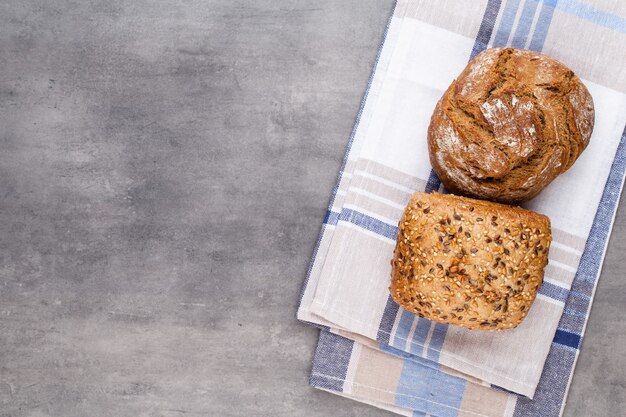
[{"xmin": 428, "ymin": 48, "xmax": 594, "ymax": 203}]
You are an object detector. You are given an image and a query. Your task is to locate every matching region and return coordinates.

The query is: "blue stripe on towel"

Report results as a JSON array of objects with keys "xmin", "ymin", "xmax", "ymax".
[
  {"xmin": 410, "ymin": 318, "xmax": 433, "ymax": 355},
  {"xmin": 310, "ymin": 331, "xmax": 354, "ymax": 392},
  {"xmin": 424, "ymin": 170, "xmax": 442, "ymax": 193},
  {"xmin": 338, "ymin": 208, "xmax": 398, "ymax": 240},
  {"xmin": 426, "ymin": 323, "xmax": 448, "ymax": 362},
  {"xmin": 395, "ymin": 353, "xmax": 465, "ymax": 417},
  {"xmin": 511, "ymin": 0, "xmax": 540, "ymax": 47},
  {"xmin": 538, "ymin": 281, "xmax": 569, "ymax": 303},
  {"xmin": 528, "ymin": 0, "xmax": 558, "ymax": 51},
  {"xmin": 323, "ymin": 210, "xmax": 340, "ymax": 226},
  {"xmin": 553, "ymin": 330, "xmax": 581, "ymax": 349},
  {"xmin": 378, "ymin": 296, "xmax": 401, "ymax": 344},
  {"xmin": 471, "ymin": 0, "xmax": 504, "ymax": 58},
  {"xmin": 493, "ymin": 0, "xmax": 522, "ymax": 46},
  {"xmin": 394, "ymin": 309, "xmax": 417, "ymax": 348}
]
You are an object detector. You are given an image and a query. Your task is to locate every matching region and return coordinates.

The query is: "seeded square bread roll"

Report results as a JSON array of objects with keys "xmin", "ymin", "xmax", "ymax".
[{"xmin": 390, "ymin": 192, "xmax": 551, "ymax": 330}]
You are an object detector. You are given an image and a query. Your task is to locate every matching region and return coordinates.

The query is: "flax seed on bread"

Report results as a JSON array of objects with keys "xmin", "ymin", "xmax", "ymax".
[{"xmin": 390, "ymin": 192, "xmax": 551, "ymax": 330}]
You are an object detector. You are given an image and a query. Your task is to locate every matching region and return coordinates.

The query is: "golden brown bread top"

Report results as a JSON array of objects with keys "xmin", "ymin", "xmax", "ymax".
[
  {"xmin": 428, "ymin": 48, "xmax": 594, "ymax": 203},
  {"xmin": 390, "ymin": 192, "xmax": 552, "ymax": 330}
]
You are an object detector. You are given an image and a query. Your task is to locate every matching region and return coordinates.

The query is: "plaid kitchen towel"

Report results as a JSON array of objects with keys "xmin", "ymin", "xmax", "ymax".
[
  {"xmin": 299, "ymin": 0, "xmax": 626, "ymax": 415},
  {"xmin": 300, "ymin": 0, "xmax": 626, "ymax": 397}
]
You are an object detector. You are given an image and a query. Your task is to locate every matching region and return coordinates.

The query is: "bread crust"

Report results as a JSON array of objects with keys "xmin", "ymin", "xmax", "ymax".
[
  {"xmin": 428, "ymin": 48, "xmax": 594, "ymax": 203},
  {"xmin": 390, "ymin": 192, "xmax": 552, "ymax": 330}
]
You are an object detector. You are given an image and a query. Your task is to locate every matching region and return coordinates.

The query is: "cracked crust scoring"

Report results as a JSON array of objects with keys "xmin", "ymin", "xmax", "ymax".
[
  {"xmin": 390, "ymin": 192, "xmax": 552, "ymax": 330},
  {"xmin": 428, "ymin": 48, "xmax": 595, "ymax": 203}
]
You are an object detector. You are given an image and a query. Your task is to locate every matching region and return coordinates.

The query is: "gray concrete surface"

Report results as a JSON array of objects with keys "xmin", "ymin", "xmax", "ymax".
[{"xmin": 0, "ymin": 1, "xmax": 623, "ymax": 416}]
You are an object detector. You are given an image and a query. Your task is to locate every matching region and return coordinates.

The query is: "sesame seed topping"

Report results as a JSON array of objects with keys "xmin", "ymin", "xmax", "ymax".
[{"xmin": 391, "ymin": 192, "xmax": 550, "ymax": 330}]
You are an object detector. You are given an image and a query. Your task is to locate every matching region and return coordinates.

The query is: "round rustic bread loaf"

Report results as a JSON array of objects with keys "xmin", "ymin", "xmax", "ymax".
[{"xmin": 428, "ymin": 47, "xmax": 594, "ymax": 203}]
